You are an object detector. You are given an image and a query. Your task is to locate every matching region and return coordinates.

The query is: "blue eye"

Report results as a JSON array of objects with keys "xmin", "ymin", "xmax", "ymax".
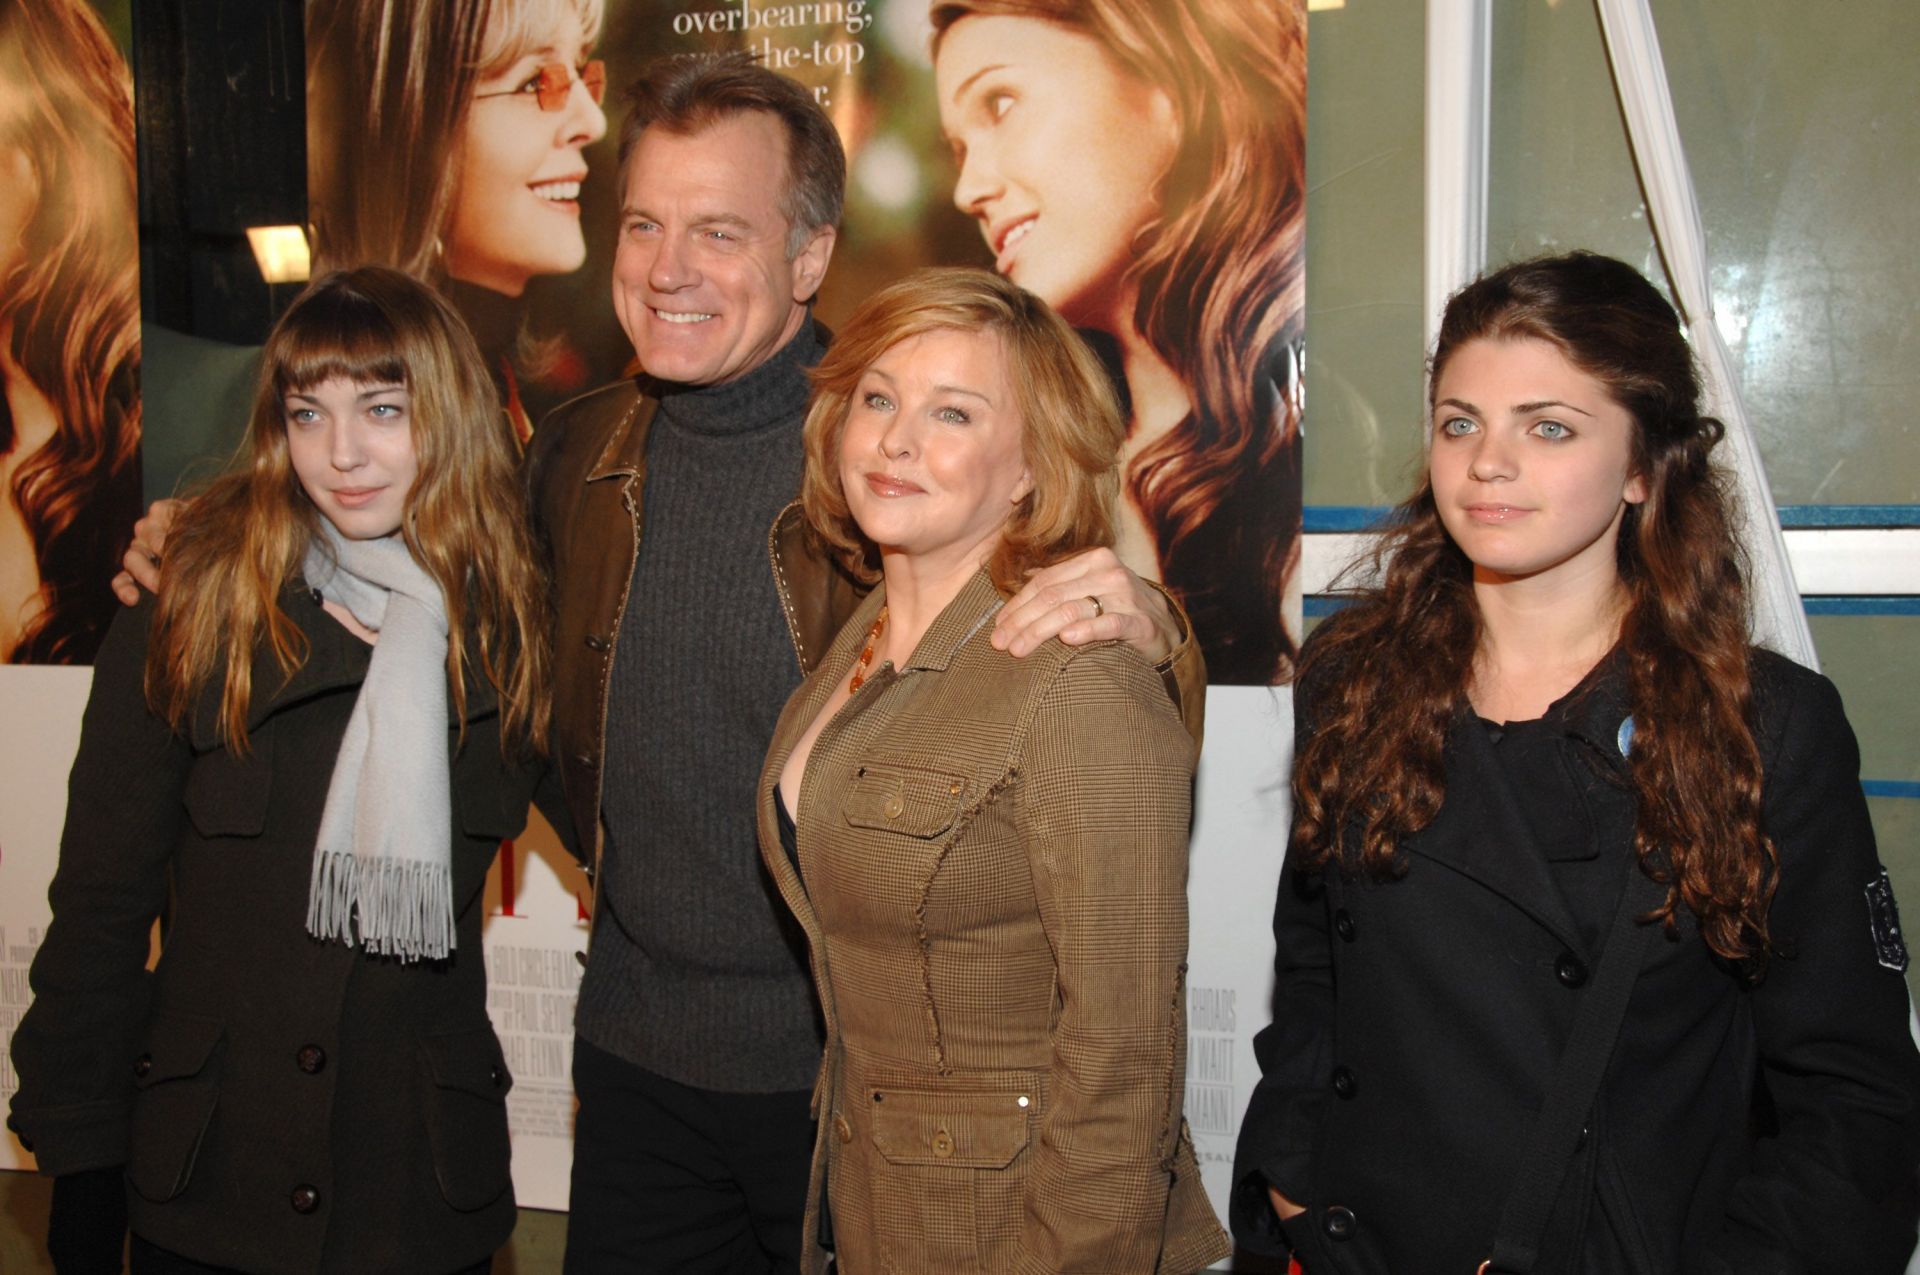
[
  {"xmin": 1438, "ymin": 416, "xmax": 1475, "ymax": 437},
  {"xmin": 1533, "ymin": 420, "xmax": 1572, "ymax": 441}
]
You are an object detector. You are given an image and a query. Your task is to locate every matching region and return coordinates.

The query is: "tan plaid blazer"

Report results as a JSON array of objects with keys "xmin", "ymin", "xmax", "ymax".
[{"xmin": 758, "ymin": 571, "xmax": 1230, "ymax": 1274}]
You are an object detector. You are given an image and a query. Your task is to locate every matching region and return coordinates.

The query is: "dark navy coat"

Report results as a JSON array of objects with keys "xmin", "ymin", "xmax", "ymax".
[
  {"xmin": 1232, "ymin": 646, "xmax": 1920, "ymax": 1274},
  {"xmin": 9, "ymin": 590, "xmax": 538, "ymax": 1275}
]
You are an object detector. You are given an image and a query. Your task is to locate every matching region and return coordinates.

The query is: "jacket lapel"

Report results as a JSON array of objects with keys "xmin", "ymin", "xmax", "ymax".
[{"xmin": 1405, "ymin": 709, "xmax": 1588, "ymax": 953}]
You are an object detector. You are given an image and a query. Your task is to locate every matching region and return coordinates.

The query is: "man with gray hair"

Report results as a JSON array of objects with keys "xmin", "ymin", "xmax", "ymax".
[{"xmin": 528, "ymin": 52, "xmax": 1198, "ymax": 1272}]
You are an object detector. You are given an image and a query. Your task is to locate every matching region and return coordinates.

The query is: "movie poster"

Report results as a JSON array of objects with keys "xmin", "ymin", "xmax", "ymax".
[{"xmin": 305, "ymin": 0, "xmax": 1304, "ymax": 682}]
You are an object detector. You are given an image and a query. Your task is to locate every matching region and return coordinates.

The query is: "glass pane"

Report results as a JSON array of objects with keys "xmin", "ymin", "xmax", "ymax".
[{"xmin": 1302, "ymin": 0, "xmax": 1428, "ymax": 508}]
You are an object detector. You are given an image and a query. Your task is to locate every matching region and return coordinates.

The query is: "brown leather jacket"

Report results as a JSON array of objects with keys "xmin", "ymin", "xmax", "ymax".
[{"xmin": 527, "ymin": 377, "xmax": 1204, "ymax": 865}]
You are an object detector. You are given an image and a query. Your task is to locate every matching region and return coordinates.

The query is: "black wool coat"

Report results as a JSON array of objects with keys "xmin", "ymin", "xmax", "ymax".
[
  {"xmin": 1232, "ymin": 645, "xmax": 1920, "ymax": 1275},
  {"xmin": 8, "ymin": 590, "xmax": 539, "ymax": 1275}
]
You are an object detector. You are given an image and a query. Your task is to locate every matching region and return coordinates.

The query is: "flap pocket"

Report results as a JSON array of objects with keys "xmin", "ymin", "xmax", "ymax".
[
  {"xmin": 127, "ymin": 1011, "xmax": 224, "ymax": 1204},
  {"xmin": 841, "ymin": 763, "xmax": 968, "ymax": 839},
  {"xmin": 421, "ymin": 1025, "xmax": 514, "ymax": 1101},
  {"xmin": 420, "ymin": 1026, "xmax": 513, "ymax": 1212},
  {"xmin": 133, "ymin": 1010, "xmax": 224, "ymax": 1089},
  {"xmin": 870, "ymin": 1086, "xmax": 1033, "ymax": 1169},
  {"xmin": 182, "ymin": 739, "xmax": 273, "ymax": 839}
]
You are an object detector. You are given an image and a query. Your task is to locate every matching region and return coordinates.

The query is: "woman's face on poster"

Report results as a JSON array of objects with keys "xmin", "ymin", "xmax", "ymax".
[
  {"xmin": 443, "ymin": 5, "xmax": 607, "ymax": 297},
  {"xmin": 936, "ymin": 14, "xmax": 1178, "ymax": 335}
]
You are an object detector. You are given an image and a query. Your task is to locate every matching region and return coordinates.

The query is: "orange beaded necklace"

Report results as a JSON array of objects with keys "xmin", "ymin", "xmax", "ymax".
[{"xmin": 848, "ymin": 606, "xmax": 889, "ymax": 692}]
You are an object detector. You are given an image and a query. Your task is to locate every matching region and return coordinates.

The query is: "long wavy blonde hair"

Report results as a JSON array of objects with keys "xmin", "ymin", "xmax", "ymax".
[{"xmin": 148, "ymin": 268, "xmax": 550, "ymax": 755}]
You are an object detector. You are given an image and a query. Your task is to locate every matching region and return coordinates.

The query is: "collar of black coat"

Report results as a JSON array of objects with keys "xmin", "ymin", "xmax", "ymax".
[
  {"xmin": 1397, "ymin": 650, "xmax": 1636, "ymax": 952},
  {"xmin": 187, "ymin": 578, "xmax": 499, "ymax": 750}
]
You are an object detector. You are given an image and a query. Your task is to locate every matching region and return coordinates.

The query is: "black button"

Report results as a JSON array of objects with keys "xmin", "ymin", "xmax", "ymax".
[
  {"xmin": 1555, "ymin": 951, "xmax": 1589, "ymax": 989},
  {"xmin": 1575, "ymin": 1123, "xmax": 1590, "ymax": 1150},
  {"xmin": 584, "ymin": 633, "xmax": 610, "ymax": 652},
  {"xmin": 133, "ymin": 1054, "xmax": 152, "ymax": 1079},
  {"xmin": 1333, "ymin": 909, "xmax": 1355, "ymax": 942},
  {"xmin": 490, "ymin": 1064, "xmax": 505, "ymax": 1088},
  {"xmin": 296, "ymin": 1044, "xmax": 327, "ymax": 1074},
  {"xmin": 309, "ymin": 588, "xmax": 324, "ymax": 605},
  {"xmin": 290, "ymin": 1184, "xmax": 321, "ymax": 1214},
  {"xmin": 1331, "ymin": 1065, "xmax": 1356, "ymax": 1099},
  {"xmin": 574, "ymin": 753, "xmax": 595, "ymax": 770},
  {"xmin": 1323, "ymin": 1205, "xmax": 1357, "ymax": 1240}
]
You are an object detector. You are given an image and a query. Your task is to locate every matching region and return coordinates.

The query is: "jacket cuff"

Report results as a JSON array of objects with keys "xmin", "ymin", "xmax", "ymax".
[
  {"xmin": 1145, "ymin": 580, "xmax": 1207, "ymax": 746},
  {"xmin": 7, "ymin": 1100, "xmax": 131, "ymax": 1177}
]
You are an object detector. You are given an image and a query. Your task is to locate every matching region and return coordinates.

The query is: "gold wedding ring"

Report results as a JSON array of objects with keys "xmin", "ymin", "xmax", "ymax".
[{"xmin": 1086, "ymin": 595, "xmax": 1104, "ymax": 619}]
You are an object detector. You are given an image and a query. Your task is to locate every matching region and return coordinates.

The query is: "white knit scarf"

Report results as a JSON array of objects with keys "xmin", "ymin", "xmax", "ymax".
[{"xmin": 302, "ymin": 523, "xmax": 455, "ymax": 961}]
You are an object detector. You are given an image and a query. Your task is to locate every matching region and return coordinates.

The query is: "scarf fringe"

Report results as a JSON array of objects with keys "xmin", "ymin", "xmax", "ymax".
[{"xmin": 307, "ymin": 852, "xmax": 455, "ymax": 962}]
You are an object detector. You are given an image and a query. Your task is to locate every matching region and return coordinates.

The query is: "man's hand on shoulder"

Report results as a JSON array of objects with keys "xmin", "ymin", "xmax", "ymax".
[
  {"xmin": 994, "ymin": 547, "xmax": 1178, "ymax": 664},
  {"xmin": 112, "ymin": 498, "xmax": 183, "ymax": 604}
]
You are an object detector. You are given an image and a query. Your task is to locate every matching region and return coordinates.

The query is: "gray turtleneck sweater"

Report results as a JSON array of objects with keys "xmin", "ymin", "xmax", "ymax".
[{"xmin": 575, "ymin": 323, "xmax": 826, "ymax": 1093}]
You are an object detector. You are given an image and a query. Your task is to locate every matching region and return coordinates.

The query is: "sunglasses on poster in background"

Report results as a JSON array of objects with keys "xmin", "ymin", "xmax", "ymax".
[{"xmin": 474, "ymin": 60, "xmax": 607, "ymax": 112}]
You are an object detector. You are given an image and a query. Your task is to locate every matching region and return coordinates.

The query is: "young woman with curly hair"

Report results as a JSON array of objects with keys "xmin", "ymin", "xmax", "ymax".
[{"xmin": 1231, "ymin": 252, "xmax": 1920, "ymax": 1274}]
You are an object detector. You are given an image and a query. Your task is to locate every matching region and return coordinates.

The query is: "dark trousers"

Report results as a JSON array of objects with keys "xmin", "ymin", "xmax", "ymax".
[{"xmin": 563, "ymin": 1037, "xmax": 815, "ymax": 1275}]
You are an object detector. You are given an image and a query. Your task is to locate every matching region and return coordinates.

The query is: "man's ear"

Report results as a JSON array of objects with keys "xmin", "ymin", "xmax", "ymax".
[{"xmin": 790, "ymin": 224, "xmax": 838, "ymax": 303}]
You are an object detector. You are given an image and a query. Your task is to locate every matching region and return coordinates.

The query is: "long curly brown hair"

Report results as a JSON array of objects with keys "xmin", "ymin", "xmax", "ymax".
[
  {"xmin": 1294, "ymin": 252, "xmax": 1776, "ymax": 964},
  {"xmin": 0, "ymin": 0, "xmax": 140, "ymax": 664}
]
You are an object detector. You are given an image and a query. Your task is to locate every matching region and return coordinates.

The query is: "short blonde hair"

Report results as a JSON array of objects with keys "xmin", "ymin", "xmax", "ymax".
[{"xmin": 801, "ymin": 267, "xmax": 1123, "ymax": 593}]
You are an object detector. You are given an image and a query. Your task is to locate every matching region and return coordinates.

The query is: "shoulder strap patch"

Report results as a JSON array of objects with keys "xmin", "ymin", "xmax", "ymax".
[{"xmin": 1865, "ymin": 866, "xmax": 1909, "ymax": 974}]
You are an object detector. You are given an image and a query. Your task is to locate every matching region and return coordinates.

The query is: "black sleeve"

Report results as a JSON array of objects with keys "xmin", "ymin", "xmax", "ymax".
[
  {"xmin": 1230, "ymin": 673, "xmax": 1338, "ymax": 1258},
  {"xmin": 1706, "ymin": 662, "xmax": 1920, "ymax": 1273},
  {"xmin": 7, "ymin": 602, "xmax": 190, "ymax": 1175}
]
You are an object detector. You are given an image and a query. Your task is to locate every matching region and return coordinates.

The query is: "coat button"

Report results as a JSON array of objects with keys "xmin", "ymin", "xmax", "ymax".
[
  {"xmin": 309, "ymin": 587, "xmax": 324, "ymax": 606},
  {"xmin": 882, "ymin": 794, "xmax": 904, "ymax": 819},
  {"xmin": 295, "ymin": 1044, "xmax": 327, "ymax": 1074},
  {"xmin": 290, "ymin": 1184, "xmax": 321, "ymax": 1214},
  {"xmin": 834, "ymin": 1115, "xmax": 852, "ymax": 1144},
  {"xmin": 133, "ymin": 1054, "xmax": 152, "ymax": 1079},
  {"xmin": 490, "ymin": 1064, "xmax": 506, "ymax": 1088},
  {"xmin": 1555, "ymin": 951, "xmax": 1589, "ymax": 989},
  {"xmin": 574, "ymin": 753, "xmax": 595, "ymax": 770},
  {"xmin": 930, "ymin": 1129, "xmax": 955, "ymax": 1158},
  {"xmin": 1331, "ymin": 1065, "xmax": 1357, "ymax": 1100},
  {"xmin": 1323, "ymin": 1205, "xmax": 1357, "ymax": 1240},
  {"xmin": 1333, "ymin": 909, "xmax": 1356, "ymax": 942},
  {"xmin": 584, "ymin": 633, "xmax": 610, "ymax": 652}
]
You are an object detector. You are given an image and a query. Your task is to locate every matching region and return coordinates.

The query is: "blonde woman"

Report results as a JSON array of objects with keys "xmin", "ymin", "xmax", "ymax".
[{"xmin": 761, "ymin": 268, "xmax": 1228, "ymax": 1273}]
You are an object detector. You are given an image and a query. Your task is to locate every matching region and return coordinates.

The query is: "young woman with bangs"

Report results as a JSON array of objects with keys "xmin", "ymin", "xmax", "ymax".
[
  {"xmin": 8, "ymin": 268, "xmax": 552, "ymax": 1275},
  {"xmin": 1232, "ymin": 252, "xmax": 1920, "ymax": 1274}
]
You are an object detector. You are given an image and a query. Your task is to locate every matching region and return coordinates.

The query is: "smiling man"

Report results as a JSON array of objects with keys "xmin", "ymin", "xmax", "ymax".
[{"xmin": 526, "ymin": 53, "xmax": 1200, "ymax": 1275}]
